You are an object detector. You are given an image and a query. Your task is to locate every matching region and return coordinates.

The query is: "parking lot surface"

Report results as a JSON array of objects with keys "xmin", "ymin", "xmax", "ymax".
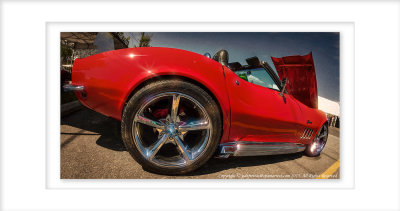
[{"xmin": 61, "ymin": 106, "xmax": 340, "ymax": 179}]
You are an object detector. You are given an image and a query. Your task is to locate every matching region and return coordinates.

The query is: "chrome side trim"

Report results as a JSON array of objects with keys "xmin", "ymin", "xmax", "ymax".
[
  {"xmin": 218, "ymin": 141, "xmax": 306, "ymax": 157},
  {"xmin": 63, "ymin": 84, "xmax": 85, "ymax": 92}
]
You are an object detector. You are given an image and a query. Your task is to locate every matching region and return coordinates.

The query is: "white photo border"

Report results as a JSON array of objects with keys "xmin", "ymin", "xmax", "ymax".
[
  {"xmin": 1, "ymin": 0, "xmax": 399, "ymax": 210},
  {"xmin": 48, "ymin": 22, "xmax": 354, "ymax": 189}
]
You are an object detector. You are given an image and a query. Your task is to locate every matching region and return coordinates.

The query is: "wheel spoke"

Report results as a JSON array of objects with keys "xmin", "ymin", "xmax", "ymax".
[
  {"xmin": 171, "ymin": 94, "xmax": 181, "ymax": 123},
  {"xmin": 133, "ymin": 92, "xmax": 212, "ymax": 167},
  {"xmin": 146, "ymin": 133, "xmax": 168, "ymax": 159},
  {"xmin": 178, "ymin": 120, "xmax": 209, "ymax": 131},
  {"xmin": 174, "ymin": 135, "xmax": 192, "ymax": 163},
  {"xmin": 319, "ymin": 131, "xmax": 327, "ymax": 138},
  {"xmin": 178, "ymin": 131, "xmax": 188, "ymax": 141},
  {"xmin": 135, "ymin": 114, "xmax": 164, "ymax": 129}
]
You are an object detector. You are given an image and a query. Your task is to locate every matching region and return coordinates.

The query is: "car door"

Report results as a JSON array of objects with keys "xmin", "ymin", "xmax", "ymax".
[{"xmin": 223, "ymin": 66, "xmax": 302, "ymax": 143}]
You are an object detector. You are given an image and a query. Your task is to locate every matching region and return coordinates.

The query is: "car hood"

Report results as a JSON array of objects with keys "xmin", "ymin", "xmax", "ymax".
[{"xmin": 271, "ymin": 52, "xmax": 318, "ymax": 109}]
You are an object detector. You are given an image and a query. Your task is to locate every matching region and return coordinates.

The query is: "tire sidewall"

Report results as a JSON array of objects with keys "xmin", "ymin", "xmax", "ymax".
[{"xmin": 305, "ymin": 123, "xmax": 328, "ymax": 157}]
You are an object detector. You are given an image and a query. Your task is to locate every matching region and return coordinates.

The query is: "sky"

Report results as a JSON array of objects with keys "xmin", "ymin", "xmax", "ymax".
[{"xmin": 126, "ymin": 32, "xmax": 340, "ymax": 102}]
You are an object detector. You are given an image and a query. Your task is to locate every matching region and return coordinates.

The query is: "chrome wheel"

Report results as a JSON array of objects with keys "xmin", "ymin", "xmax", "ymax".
[
  {"xmin": 308, "ymin": 124, "xmax": 328, "ymax": 155},
  {"xmin": 132, "ymin": 92, "xmax": 212, "ymax": 168}
]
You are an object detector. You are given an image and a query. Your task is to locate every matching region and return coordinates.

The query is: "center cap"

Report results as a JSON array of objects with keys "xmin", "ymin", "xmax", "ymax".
[{"xmin": 166, "ymin": 124, "xmax": 176, "ymax": 135}]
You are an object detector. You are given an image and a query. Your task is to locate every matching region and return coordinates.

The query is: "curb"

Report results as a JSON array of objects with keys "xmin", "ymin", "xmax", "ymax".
[{"xmin": 61, "ymin": 100, "xmax": 83, "ymax": 117}]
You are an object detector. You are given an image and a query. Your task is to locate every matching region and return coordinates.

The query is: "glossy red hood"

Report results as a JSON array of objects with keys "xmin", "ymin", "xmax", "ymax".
[{"xmin": 271, "ymin": 52, "xmax": 318, "ymax": 109}]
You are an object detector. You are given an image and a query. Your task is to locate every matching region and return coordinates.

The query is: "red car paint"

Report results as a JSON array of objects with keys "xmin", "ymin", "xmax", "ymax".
[
  {"xmin": 71, "ymin": 47, "xmax": 327, "ymax": 146},
  {"xmin": 272, "ymin": 52, "xmax": 318, "ymax": 109}
]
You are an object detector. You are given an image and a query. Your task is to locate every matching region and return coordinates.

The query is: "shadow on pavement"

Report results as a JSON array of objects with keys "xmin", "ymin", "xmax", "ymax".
[
  {"xmin": 186, "ymin": 152, "xmax": 304, "ymax": 176},
  {"xmin": 61, "ymin": 107, "xmax": 126, "ymax": 151}
]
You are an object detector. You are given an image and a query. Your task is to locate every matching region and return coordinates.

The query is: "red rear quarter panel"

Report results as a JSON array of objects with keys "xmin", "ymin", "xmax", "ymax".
[{"xmin": 72, "ymin": 47, "xmax": 231, "ymax": 142}]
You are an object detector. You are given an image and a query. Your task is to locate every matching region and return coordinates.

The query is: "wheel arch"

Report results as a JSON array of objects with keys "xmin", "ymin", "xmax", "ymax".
[
  {"xmin": 122, "ymin": 75, "xmax": 223, "ymax": 117},
  {"xmin": 120, "ymin": 74, "xmax": 230, "ymax": 144},
  {"xmin": 311, "ymin": 119, "xmax": 329, "ymax": 142}
]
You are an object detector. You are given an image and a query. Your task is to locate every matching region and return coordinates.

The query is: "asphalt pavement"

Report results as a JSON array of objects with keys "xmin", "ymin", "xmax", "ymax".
[{"xmin": 61, "ymin": 106, "xmax": 340, "ymax": 179}]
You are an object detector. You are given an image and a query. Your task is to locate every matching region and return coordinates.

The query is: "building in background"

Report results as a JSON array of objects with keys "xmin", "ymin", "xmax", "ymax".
[
  {"xmin": 318, "ymin": 96, "xmax": 340, "ymax": 128},
  {"xmin": 60, "ymin": 32, "xmax": 129, "ymax": 71}
]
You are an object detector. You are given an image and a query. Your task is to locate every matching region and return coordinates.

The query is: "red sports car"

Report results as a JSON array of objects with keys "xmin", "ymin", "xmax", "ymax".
[{"xmin": 64, "ymin": 47, "xmax": 328, "ymax": 175}]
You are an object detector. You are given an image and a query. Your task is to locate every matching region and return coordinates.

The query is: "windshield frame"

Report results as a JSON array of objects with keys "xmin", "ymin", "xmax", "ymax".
[{"xmin": 260, "ymin": 61, "xmax": 283, "ymax": 91}]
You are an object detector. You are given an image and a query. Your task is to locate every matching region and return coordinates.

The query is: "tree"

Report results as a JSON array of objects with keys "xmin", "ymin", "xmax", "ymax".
[{"xmin": 133, "ymin": 32, "xmax": 153, "ymax": 47}]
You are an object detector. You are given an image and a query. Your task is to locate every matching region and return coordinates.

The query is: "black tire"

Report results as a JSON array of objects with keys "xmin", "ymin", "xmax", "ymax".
[
  {"xmin": 304, "ymin": 123, "xmax": 329, "ymax": 157},
  {"xmin": 121, "ymin": 79, "xmax": 222, "ymax": 175}
]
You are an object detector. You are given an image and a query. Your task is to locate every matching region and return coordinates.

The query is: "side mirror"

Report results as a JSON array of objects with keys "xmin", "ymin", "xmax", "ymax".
[
  {"xmin": 280, "ymin": 78, "xmax": 287, "ymax": 96},
  {"xmin": 204, "ymin": 53, "xmax": 211, "ymax": 58}
]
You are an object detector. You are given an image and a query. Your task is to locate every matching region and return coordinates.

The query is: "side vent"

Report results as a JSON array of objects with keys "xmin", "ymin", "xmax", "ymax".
[{"xmin": 300, "ymin": 128, "xmax": 314, "ymax": 139}]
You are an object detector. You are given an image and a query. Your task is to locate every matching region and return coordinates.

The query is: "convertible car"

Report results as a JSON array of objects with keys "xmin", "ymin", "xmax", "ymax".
[{"xmin": 63, "ymin": 47, "xmax": 328, "ymax": 175}]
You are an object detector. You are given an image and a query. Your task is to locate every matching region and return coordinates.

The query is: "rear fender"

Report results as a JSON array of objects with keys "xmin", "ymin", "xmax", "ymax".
[{"xmin": 72, "ymin": 47, "xmax": 231, "ymax": 143}]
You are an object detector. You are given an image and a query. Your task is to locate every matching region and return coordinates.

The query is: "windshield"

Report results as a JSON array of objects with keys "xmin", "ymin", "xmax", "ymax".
[{"xmin": 235, "ymin": 68, "xmax": 280, "ymax": 91}]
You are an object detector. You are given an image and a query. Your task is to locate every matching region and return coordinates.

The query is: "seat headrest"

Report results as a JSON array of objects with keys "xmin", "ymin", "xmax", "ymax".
[{"xmin": 213, "ymin": 50, "xmax": 229, "ymax": 66}]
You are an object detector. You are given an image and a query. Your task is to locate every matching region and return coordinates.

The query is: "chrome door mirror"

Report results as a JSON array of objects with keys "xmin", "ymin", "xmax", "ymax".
[
  {"xmin": 204, "ymin": 52, "xmax": 211, "ymax": 58},
  {"xmin": 280, "ymin": 78, "xmax": 287, "ymax": 96}
]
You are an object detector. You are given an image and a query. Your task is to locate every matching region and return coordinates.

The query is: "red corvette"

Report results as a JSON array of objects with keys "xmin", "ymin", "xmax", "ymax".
[{"xmin": 64, "ymin": 47, "xmax": 328, "ymax": 175}]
